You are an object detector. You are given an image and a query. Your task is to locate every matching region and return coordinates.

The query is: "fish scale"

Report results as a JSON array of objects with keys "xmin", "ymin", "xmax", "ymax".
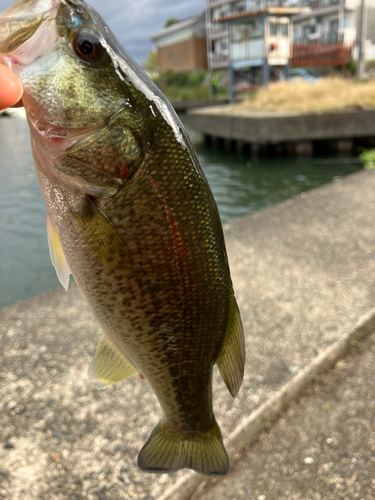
[{"xmin": 0, "ymin": 0, "xmax": 245, "ymax": 475}]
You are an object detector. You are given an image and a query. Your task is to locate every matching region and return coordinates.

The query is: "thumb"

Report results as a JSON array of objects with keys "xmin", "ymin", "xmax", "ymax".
[{"xmin": 0, "ymin": 65, "xmax": 23, "ymax": 110}]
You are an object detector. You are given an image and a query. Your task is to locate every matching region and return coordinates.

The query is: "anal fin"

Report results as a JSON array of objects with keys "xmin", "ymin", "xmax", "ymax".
[
  {"xmin": 46, "ymin": 214, "xmax": 71, "ymax": 291},
  {"xmin": 88, "ymin": 335, "xmax": 138, "ymax": 389},
  {"xmin": 216, "ymin": 295, "xmax": 245, "ymax": 397}
]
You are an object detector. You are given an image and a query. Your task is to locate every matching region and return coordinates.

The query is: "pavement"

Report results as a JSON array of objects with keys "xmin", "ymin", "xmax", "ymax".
[
  {"xmin": 193, "ymin": 332, "xmax": 375, "ymax": 500},
  {"xmin": 1, "ymin": 169, "xmax": 375, "ymax": 500}
]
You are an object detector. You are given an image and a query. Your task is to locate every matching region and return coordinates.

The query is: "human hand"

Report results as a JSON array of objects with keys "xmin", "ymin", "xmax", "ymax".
[{"xmin": 0, "ymin": 65, "xmax": 23, "ymax": 110}]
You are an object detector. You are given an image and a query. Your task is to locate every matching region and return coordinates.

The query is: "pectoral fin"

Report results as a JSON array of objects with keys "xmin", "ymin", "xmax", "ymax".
[
  {"xmin": 216, "ymin": 295, "xmax": 245, "ymax": 397},
  {"xmin": 73, "ymin": 198, "xmax": 128, "ymax": 269},
  {"xmin": 88, "ymin": 335, "xmax": 138, "ymax": 389},
  {"xmin": 46, "ymin": 214, "xmax": 71, "ymax": 291}
]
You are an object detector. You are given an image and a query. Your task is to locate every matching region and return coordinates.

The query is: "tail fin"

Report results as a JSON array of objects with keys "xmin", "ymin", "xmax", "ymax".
[{"xmin": 137, "ymin": 421, "xmax": 229, "ymax": 476}]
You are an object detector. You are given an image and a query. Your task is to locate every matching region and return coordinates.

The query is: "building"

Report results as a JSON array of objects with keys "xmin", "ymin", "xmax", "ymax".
[
  {"xmin": 293, "ymin": 0, "xmax": 375, "ymax": 61},
  {"xmin": 206, "ymin": 0, "xmax": 309, "ymax": 71},
  {"xmin": 206, "ymin": 0, "xmax": 247, "ymax": 70},
  {"xmin": 151, "ymin": 14, "xmax": 208, "ymax": 74},
  {"xmin": 214, "ymin": 2, "xmax": 309, "ymax": 91},
  {"xmin": 207, "ymin": 0, "xmax": 375, "ymax": 73}
]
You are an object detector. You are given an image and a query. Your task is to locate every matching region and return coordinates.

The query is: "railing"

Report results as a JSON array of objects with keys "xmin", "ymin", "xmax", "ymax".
[
  {"xmin": 209, "ymin": 52, "xmax": 230, "ymax": 68},
  {"xmin": 207, "ymin": 0, "xmax": 309, "ymax": 8},
  {"xmin": 291, "ymin": 42, "xmax": 353, "ymax": 67},
  {"xmin": 294, "ymin": 32, "xmax": 342, "ymax": 45},
  {"xmin": 210, "ymin": 23, "xmax": 228, "ymax": 36},
  {"xmin": 246, "ymin": 0, "xmax": 309, "ymax": 8},
  {"xmin": 207, "ymin": 0, "xmax": 228, "ymax": 5}
]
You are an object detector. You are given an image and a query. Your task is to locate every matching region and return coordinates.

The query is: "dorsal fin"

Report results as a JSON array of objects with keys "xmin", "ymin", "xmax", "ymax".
[
  {"xmin": 88, "ymin": 335, "xmax": 138, "ymax": 389},
  {"xmin": 216, "ymin": 295, "xmax": 245, "ymax": 397},
  {"xmin": 46, "ymin": 214, "xmax": 71, "ymax": 291}
]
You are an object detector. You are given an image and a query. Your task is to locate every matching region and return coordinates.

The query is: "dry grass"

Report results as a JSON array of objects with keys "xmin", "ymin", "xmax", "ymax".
[{"xmin": 236, "ymin": 77, "xmax": 375, "ymax": 113}]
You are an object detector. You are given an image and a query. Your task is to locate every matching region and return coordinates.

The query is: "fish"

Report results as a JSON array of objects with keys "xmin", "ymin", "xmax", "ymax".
[{"xmin": 0, "ymin": 0, "xmax": 245, "ymax": 475}]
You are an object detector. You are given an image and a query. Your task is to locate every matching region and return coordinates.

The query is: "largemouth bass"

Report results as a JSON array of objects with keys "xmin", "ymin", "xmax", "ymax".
[{"xmin": 0, "ymin": 0, "xmax": 245, "ymax": 475}]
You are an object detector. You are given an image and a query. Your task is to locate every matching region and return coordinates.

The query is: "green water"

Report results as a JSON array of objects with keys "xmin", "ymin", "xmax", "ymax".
[{"xmin": 0, "ymin": 117, "xmax": 362, "ymax": 308}]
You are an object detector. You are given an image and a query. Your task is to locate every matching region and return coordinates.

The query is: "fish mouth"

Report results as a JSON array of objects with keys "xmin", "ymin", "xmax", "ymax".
[
  {"xmin": 28, "ymin": 110, "xmax": 107, "ymax": 152},
  {"xmin": 0, "ymin": 0, "xmax": 60, "ymax": 59}
]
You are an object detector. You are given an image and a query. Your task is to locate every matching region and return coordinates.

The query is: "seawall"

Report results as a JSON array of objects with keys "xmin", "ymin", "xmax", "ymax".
[{"xmin": 186, "ymin": 106, "xmax": 375, "ymax": 157}]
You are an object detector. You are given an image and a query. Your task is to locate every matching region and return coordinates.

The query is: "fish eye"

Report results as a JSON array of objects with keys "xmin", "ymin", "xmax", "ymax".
[{"xmin": 72, "ymin": 30, "xmax": 103, "ymax": 62}]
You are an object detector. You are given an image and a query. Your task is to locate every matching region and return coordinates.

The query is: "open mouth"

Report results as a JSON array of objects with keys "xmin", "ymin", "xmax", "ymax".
[
  {"xmin": 0, "ymin": 0, "xmax": 60, "ymax": 63},
  {"xmin": 27, "ymin": 107, "xmax": 108, "ymax": 152}
]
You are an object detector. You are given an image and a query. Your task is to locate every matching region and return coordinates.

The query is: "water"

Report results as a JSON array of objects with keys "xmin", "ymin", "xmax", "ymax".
[{"xmin": 0, "ymin": 116, "xmax": 362, "ymax": 309}]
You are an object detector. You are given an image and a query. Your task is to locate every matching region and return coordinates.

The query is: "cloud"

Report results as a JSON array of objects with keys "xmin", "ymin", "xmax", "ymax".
[{"xmin": 0, "ymin": 0, "xmax": 205, "ymax": 62}]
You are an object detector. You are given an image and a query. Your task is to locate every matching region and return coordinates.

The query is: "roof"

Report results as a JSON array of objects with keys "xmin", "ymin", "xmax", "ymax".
[
  {"xmin": 214, "ymin": 7, "xmax": 311, "ymax": 23},
  {"xmin": 151, "ymin": 12, "xmax": 206, "ymax": 42}
]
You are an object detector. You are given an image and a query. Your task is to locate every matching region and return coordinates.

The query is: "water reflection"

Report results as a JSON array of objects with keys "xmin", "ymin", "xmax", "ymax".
[
  {"xmin": 0, "ymin": 117, "xmax": 362, "ymax": 308},
  {"xmin": 196, "ymin": 145, "xmax": 362, "ymax": 223},
  {"xmin": 0, "ymin": 118, "xmax": 60, "ymax": 308}
]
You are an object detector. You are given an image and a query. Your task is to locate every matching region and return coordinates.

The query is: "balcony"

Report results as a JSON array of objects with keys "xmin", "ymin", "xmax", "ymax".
[
  {"xmin": 207, "ymin": 0, "xmax": 230, "ymax": 6},
  {"xmin": 291, "ymin": 41, "xmax": 353, "ymax": 66},
  {"xmin": 209, "ymin": 23, "xmax": 229, "ymax": 38},
  {"xmin": 294, "ymin": 31, "xmax": 342, "ymax": 45},
  {"xmin": 247, "ymin": 0, "xmax": 309, "ymax": 7},
  {"xmin": 208, "ymin": 51, "xmax": 230, "ymax": 69}
]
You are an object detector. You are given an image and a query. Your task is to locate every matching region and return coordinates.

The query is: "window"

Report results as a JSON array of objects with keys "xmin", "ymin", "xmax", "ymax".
[
  {"xmin": 231, "ymin": 24, "xmax": 250, "ymax": 42},
  {"xmin": 249, "ymin": 19, "xmax": 263, "ymax": 38},
  {"xmin": 220, "ymin": 39, "xmax": 228, "ymax": 51},
  {"xmin": 330, "ymin": 19, "xmax": 339, "ymax": 32},
  {"xmin": 280, "ymin": 22, "xmax": 288, "ymax": 37},
  {"xmin": 269, "ymin": 21, "xmax": 277, "ymax": 36},
  {"xmin": 269, "ymin": 18, "xmax": 289, "ymax": 37},
  {"xmin": 303, "ymin": 25, "xmax": 315, "ymax": 37}
]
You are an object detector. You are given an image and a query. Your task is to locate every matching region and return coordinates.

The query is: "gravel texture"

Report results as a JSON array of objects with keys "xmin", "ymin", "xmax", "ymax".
[{"xmin": 195, "ymin": 333, "xmax": 375, "ymax": 500}]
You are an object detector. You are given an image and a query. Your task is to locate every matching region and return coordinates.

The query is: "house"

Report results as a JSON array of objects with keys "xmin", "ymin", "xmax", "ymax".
[
  {"xmin": 151, "ymin": 14, "xmax": 208, "ymax": 74},
  {"xmin": 206, "ymin": 0, "xmax": 248, "ymax": 71},
  {"xmin": 293, "ymin": 0, "xmax": 375, "ymax": 61},
  {"xmin": 214, "ymin": 2, "xmax": 309, "ymax": 90},
  {"xmin": 205, "ymin": 0, "xmax": 310, "ymax": 71}
]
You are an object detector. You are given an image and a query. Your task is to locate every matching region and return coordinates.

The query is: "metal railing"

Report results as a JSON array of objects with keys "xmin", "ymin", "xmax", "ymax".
[
  {"xmin": 210, "ymin": 23, "xmax": 228, "ymax": 35},
  {"xmin": 207, "ymin": 0, "xmax": 309, "ymax": 8},
  {"xmin": 291, "ymin": 41, "xmax": 353, "ymax": 66},
  {"xmin": 208, "ymin": 52, "xmax": 230, "ymax": 68},
  {"xmin": 294, "ymin": 31, "xmax": 342, "ymax": 45}
]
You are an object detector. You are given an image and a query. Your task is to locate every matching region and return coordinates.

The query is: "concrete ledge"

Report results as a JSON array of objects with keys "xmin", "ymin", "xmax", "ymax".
[
  {"xmin": 186, "ymin": 106, "xmax": 375, "ymax": 143},
  {"xmin": 170, "ymin": 98, "xmax": 228, "ymax": 113}
]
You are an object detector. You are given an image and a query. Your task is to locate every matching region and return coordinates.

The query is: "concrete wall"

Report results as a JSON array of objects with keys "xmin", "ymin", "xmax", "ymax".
[
  {"xmin": 158, "ymin": 38, "xmax": 208, "ymax": 73},
  {"xmin": 186, "ymin": 106, "xmax": 375, "ymax": 143}
]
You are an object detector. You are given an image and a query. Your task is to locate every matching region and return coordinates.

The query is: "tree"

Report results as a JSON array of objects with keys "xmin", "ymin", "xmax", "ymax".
[
  {"xmin": 165, "ymin": 18, "xmax": 180, "ymax": 28},
  {"xmin": 145, "ymin": 50, "xmax": 159, "ymax": 77}
]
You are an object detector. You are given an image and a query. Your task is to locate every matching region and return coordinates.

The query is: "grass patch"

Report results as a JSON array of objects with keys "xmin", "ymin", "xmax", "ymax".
[
  {"xmin": 163, "ymin": 85, "xmax": 213, "ymax": 101},
  {"xmin": 158, "ymin": 70, "xmax": 228, "ymax": 102},
  {"xmin": 235, "ymin": 77, "xmax": 375, "ymax": 113}
]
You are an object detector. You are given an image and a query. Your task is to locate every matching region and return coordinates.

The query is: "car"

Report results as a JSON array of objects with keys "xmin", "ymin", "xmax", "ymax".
[{"xmin": 280, "ymin": 68, "xmax": 321, "ymax": 82}]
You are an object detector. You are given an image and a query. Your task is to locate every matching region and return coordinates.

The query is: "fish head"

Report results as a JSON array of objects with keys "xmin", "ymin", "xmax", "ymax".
[{"xmin": 0, "ymin": 0, "xmax": 155, "ymax": 197}]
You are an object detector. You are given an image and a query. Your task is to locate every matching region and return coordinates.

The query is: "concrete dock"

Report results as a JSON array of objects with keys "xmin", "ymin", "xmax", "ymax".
[
  {"xmin": 1, "ymin": 170, "xmax": 375, "ymax": 500},
  {"xmin": 186, "ymin": 106, "xmax": 375, "ymax": 157},
  {"xmin": 170, "ymin": 98, "xmax": 228, "ymax": 114}
]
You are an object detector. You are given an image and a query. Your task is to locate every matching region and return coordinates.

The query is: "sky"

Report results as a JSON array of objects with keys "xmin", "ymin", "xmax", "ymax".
[{"xmin": 0, "ymin": 0, "xmax": 205, "ymax": 63}]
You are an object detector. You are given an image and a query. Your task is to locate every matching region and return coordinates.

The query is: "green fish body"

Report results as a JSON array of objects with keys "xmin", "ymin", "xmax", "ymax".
[{"xmin": 0, "ymin": 0, "xmax": 245, "ymax": 475}]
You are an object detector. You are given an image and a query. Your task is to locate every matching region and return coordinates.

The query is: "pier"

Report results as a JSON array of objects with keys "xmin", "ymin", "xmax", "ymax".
[{"xmin": 186, "ymin": 106, "xmax": 375, "ymax": 157}]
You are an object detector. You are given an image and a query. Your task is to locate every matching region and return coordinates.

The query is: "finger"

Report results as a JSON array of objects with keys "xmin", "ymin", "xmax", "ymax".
[{"xmin": 0, "ymin": 65, "xmax": 23, "ymax": 110}]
